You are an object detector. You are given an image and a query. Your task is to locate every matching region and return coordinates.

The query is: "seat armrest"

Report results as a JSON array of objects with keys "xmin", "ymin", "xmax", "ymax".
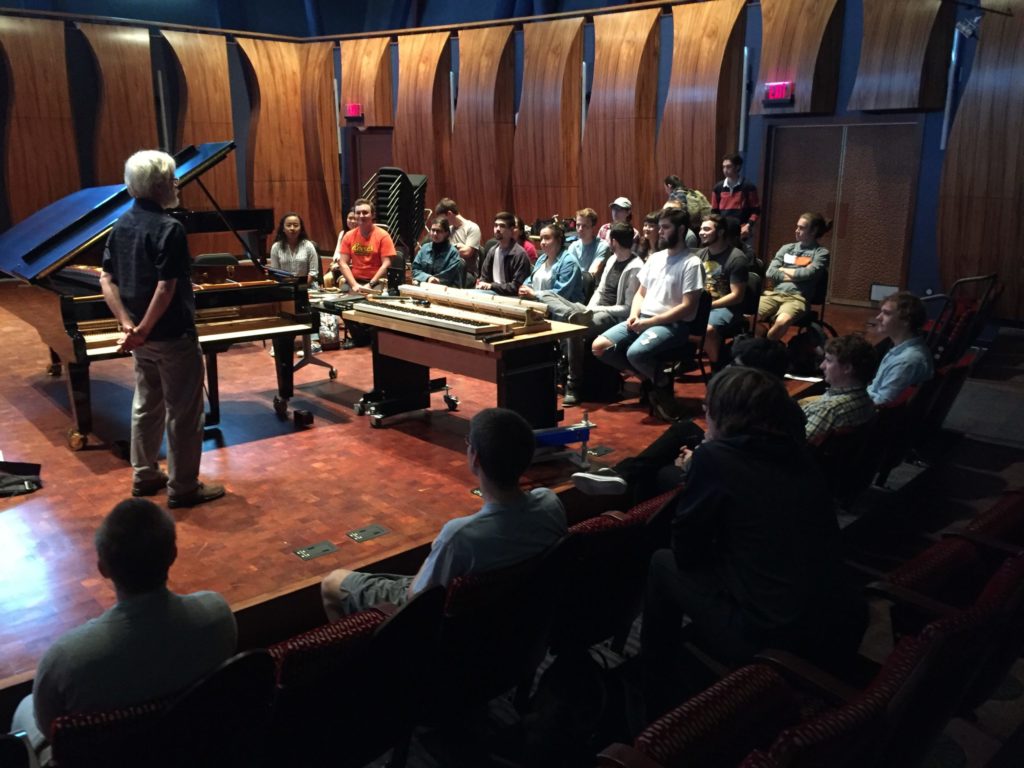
[
  {"xmin": 754, "ymin": 649, "xmax": 859, "ymax": 704},
  {"xmin": 943, "ymin": 530, "xmax": 1024, "ymax": 558},
  {"xmin": 596, "ymin": 742, "xmax": 664, "ymax": 768}
]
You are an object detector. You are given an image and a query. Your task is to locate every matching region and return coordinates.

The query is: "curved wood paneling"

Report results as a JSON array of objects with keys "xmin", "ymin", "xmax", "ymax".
[
  {"xmin": 848, "ymin": 0, "xmax": 953, "ymax": 111},
  {"xmin": 393, "ymin": 32, "xmax": 452, "ymax": 206},
  {"xmin": 753, "ymin": 0, "xmax": 843, "ymax": 115},
  {"xmin": 0, "ymin": 16, "xmax": 79, "ymax": 227},
  {"xmin": 301, "ymin": 42, "xmax": 342, "ymax": 245},
  {"xmin": 938, "ymin": 3, "xmax": 1024, "ymax": 321},
  {"xmin": 581, "ymin": 8, "xmax": 659, "ymax": 217},
  {"xmin": 237, "ymin": 38, "xmax": 340, "ymax": 250},
  {"xmin": 450, "ymin": 26, "xmax": 515, "ymax": 225},
  {"xmin": 77, "ymin": 23, "xmax": 158, "ymax": 185},
  {"xmin": 656, "ymin": 0, "xmax": 745, "ymax": 205},
  {"xmin": 512, "ymin": 18, "xmax": 583, "ymax": 224},
  {"xmin": 162, "ymin": 30, "xmax": 239, "ymax": 255},
  {"xmin": 340, "ymin": 37, "xmax": 393, "ymax": 128}
]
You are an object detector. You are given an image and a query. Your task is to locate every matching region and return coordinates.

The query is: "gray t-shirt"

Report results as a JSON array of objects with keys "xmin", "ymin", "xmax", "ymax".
[{"xmin": 32, "ymin": 589, "xmax": 236, "ymax": 736}]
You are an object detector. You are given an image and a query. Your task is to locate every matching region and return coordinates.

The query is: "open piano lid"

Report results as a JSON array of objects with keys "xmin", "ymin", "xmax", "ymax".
[{"xmin": 0, "ymin": 141, "xmax": 235, "ymax": 283}]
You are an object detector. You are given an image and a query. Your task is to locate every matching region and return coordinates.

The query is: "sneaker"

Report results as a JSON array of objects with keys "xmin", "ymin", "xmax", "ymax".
[
  {"xmin": 168, "ymin": 482, "xmax": 225, "ymax": 509},
  {"xmin": 341, "ymin": 338, "xmax": 355, "ymax": 350},
  {"xmin": 132, "ymin": 472, "xmax": 168, "ymax": 497},
  {"xmin": 566, "ymin": 309, "xmax": 593, "ymax": 326},
  {"xmin": 571, "ymin": 469, "xmax": 627, "ymax": 496},
  {"xmin": 563, "ymin": 387, "xmax": 580, "ymax": 407},
  {"xmin": 311, "ymin": 342, "xmax": 322, "ymax": 354}
]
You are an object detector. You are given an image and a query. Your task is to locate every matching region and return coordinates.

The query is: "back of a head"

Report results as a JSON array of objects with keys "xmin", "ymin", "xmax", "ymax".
[
  {"xmin": 609, "ymin": 222, "xmax": 634, "ymax": 250},
  {"xmin": 730, "ymin": 336, "xmax": 789, "ymax": 378},
  {"xmin": 469, "ymin": 408, "xmax": 535, "ymax": 487},
  {"xmin": 95, "ymin": 498, "xmax": 177, "ymax": 594},
  {"xmin": 706, "ymin": 366, "xmax": 806, "ymax": 442},
  {"xmin": 124, "ymin": 150, "xmax": 177, "ymax": 206},
  {"xmin": 435, "ymin": 198, "xmax": 459, "ymax": 216}
]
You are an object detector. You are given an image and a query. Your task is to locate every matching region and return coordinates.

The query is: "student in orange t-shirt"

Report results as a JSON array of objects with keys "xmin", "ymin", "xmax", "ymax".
[{"xmin": 330, "ymin": 198, "xmax": 397, "ymax": 291}]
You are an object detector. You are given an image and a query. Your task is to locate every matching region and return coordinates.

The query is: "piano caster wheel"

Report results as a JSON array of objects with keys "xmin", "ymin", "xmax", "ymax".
[
  {"xmin": 444, "ymin": 393, "xmax": 459, "ymax": 412},
  {"xmin": 353, "ymin": 401, "xmax": 366, "ymax": 416},
  {"xmin": 46, "ymin": 363, "xmax": 62, "ymax": 377},
  {"xmin": 273, "ymin": 396, "xmax": 288, "ymax": 419},
  {"xmin": 370, "ymin": 415, "xmax": 384, "ymax": 429},
  {"xmin": 66, "ymin": 428, "xmax": 88, "ymax": 451},
  {"xmin": 329, "ymin": 368, "xmax": 338, "ymax": 380}
]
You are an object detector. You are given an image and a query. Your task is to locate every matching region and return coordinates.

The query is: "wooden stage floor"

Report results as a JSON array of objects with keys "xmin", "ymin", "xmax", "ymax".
[{"xmin": 0, "ymin": 280, "xmax": 875, "ymax": 699}]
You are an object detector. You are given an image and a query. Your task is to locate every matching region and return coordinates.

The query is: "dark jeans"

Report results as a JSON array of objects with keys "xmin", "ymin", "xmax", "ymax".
[{"xmin": 613, "ymin": 420, "xmax": 705, "ymax": 504}]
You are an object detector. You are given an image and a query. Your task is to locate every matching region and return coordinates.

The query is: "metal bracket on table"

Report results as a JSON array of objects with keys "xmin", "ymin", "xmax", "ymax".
[{"xmin": 531, "ymin": 411, "xmax": 596, "ymax": 469}]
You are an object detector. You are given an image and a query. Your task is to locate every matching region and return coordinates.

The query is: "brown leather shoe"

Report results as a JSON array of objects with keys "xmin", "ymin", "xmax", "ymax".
[
  {"xmin": 132, "ymin": 472, "xmax": 168, "ymax": 497},
  {"xmin": 168, "ymin": 482, "xmax": 225, "ymax": 509}
]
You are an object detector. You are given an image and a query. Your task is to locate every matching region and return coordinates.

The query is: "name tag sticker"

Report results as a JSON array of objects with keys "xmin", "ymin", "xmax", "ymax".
[{"xmin": 783, "ymin": 252, "xmax": 798, "ymax": 265}]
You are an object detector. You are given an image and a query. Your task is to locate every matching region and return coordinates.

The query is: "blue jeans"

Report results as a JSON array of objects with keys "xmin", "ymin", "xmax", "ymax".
[{"xmin": 597, "ymin": 319, "xmax": 690, "ymax": 387}]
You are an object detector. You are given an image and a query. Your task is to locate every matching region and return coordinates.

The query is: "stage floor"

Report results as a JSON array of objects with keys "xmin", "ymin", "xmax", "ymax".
[{"xmin": 0, "ymin": 281, "xmax": 874, "ymax": 692}]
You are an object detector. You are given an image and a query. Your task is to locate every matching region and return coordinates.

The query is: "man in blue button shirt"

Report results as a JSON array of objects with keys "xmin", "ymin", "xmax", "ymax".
[{"xmin": 867, "ymin": 291, "xmax": 934, "ymax": 405}]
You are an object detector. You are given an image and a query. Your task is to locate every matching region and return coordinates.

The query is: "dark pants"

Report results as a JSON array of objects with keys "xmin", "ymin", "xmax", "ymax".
[
  {"xmin": 640, "ymin": 550, "xmax": 761, "ymax": 719},
  {"xmin": 614, "ymin": 420, "xmax": 705, "ymax": 504}
]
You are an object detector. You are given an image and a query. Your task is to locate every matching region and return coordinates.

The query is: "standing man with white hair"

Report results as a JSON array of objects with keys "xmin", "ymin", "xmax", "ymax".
[{"xmin": 99, "ymin": 150, "xmax": 224, "ymax": 508}]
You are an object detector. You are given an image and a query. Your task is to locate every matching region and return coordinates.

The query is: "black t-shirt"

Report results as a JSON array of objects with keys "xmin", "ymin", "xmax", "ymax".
[
  {"xmin": 597, "ymin": 258, "xmax": 628, "ymax": 307},
  {"xmin": 698, "ymin": 246, "xmax": 749, "ymax": 301},
  {"xmin": 101, "ymin": 199, "xmax": 195, "ymax": 340}
]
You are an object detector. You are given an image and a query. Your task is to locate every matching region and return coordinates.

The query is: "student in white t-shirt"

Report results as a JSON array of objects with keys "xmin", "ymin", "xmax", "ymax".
[{"xmin": 593, "ymin": 207, "xmax": 705, "ymax": 419}]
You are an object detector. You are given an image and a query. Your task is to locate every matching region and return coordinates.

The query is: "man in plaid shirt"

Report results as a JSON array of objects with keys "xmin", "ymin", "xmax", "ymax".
[{"xmin": 800, "ymin": 334, "xmax": 877, "ymax": 443}]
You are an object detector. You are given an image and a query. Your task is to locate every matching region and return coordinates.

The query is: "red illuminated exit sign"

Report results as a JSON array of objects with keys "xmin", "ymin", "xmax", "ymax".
[{"xmin": 762, "ymin": 81, "xmax": 795, "ymax": 107}]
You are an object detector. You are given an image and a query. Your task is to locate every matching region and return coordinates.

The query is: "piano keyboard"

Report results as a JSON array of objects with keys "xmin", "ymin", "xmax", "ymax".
[{"xmin": 354, "ymin": 300, "xmax": 515, "ymax": 338}]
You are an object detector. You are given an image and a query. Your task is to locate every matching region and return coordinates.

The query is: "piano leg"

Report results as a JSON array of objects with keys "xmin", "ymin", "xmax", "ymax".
[
  {"xmin": 204, "ymin": 351, "xmax": 221, "ymax": 427},
  {"xmin": 496, "ymin": 342, "xmax": 562, "ymax": 429},
  {"xmin": 271, "ymin": 335, "xmax": 297, "ymax": 418},
  {"xmin": 65, "ymin": 361, "xmax": 92, "ymax": 450},
  {"xmin": 47, "ymin": 348, "xmax": 62, "ymax": 377}
]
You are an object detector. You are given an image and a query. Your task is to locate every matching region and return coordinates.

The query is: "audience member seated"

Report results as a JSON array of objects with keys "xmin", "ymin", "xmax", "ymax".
[
  {"xmin": 868, "ymin": 290, "xmax": 935, "ymax": 405},
  {"xmin": 320, "ymin": 408, "xmax": 567, "ymax": 620},
  {"xmin": 697, "ymin": 214, "xmax": 749, "ymax": 370},
  {"xmin": 640, "ymin": 367, "xmax": 867, "ymax": 718},
  {"xmin": 518, "ymin": 223, "xmax": 584, "ymax": 303},
  {"xmin": 597, "ymin": 196, "xmax": 640, "ymax": 245},
  {"xmin": 329, "ymin": 197, "xmax": 396, "ymax": 293},
  {"xmin": 800, "ymin": 334, "xmax": 877, "ymax": 442},
  {"xmin": 635, "ymin": 211, "xmax": 660, "ymax": 262},
  {"xmin": 434, "ymin": 197, "xmax": 482, "ymax": 267},
  {"xmin": 568, "ymin": 208, "xmax": 611, "ymax": 275},
  {"xmin": 757, "ymin": 212, "xmax": 831, "ymax": 340},
  {"xmin": 592, "ymin": 208, "xmax": 705, "ymax": 421},
  {"xmin": 10, "ymin": 499, "xmax": 237, "ymax": 758},
  {"xmin": 538, "ymin": 223, "xmax": 643, "ymax": 406},
  {"xmin": 269, "ymin": 212, "xmax": 319, "ymax": 285},
  {"xmin": 660, "ymin": 199, "xmax": 700, "ymax": 247},
  {"xmin": 475, "ymin": 211, "xmax": 532, "ymax": 296},
  {"xmin": 412, "ymin": 215, "xmax": 462, "ymax": 287},
  {"xmin": 570, "ymin": 337, "xmax": 788, "ymax": 501},
  {"xmin": 514, "ymin": 215, "xmax": 538, "ymax": 264}
]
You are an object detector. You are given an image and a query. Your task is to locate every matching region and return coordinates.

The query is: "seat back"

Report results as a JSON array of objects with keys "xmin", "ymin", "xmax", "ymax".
[
  {"xmin": 810, "ymin": 417, "xmax": 878, "ymax": 504},
  {"xmin": 0, "ymin": 732, "xmax": 38, "ymax": 768},
  {"xmin": 193, "ymin": 252, "xmax": 238, "ymax": 265},
  {"xmin": 51, "ymin": 650, "xmax": 275, "ymax": 768},
  {"xmin": 432, "ymin": 542, "xmax": 565, "ymax": 710}
]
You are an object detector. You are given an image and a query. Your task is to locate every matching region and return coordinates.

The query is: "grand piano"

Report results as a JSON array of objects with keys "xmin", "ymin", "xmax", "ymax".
[{"xmin": 0, "ymin": 141, "xmax": 312, "ymax": 450}]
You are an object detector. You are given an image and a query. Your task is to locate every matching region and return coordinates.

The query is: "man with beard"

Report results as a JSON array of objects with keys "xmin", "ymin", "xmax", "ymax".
[
  {"xmin": 697, "ymin": 214, "xmax": 749, "ymax": 369},
  {"xmin": 476, "ymin": 211, "xmax": 532, "ymax": 296},
  {"xmin": 592, "ymin": 208, "xmax": 705, "ymax": 420}
]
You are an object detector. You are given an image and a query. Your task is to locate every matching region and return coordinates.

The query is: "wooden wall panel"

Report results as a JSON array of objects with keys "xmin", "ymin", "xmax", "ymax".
[
  {"xmin": 77, "ymin": 23, "xmax": 158, "ymax": 185},
  {"xmin": 393, "ymin": 32, "xmax": 452, "ymax": 207},
  {"xmin": 237, "ymin": 38, "xmax": 340, "ymax": 250},
  {"xmin": 162, "ymin": 30, "xmax": 239, "ymax": 256},
  {"xmin": 581, "ymin": 8, "xmax": 659, "ymax": 218},
  {"xmin": 753, "ymin": 0, "xmax": 843, "ymax": 115},
  {"xmin": 512, "ymin": 18, "xmax": 583, "ymax": 224},
  {"xmin": 450, "ymin": 26, "xmax": 514, "ymax": 225},
  {"xmin": 938, "ymin": 2, "xmax": 1024, "ymax": 321},
  {"xmin": 656, "ymin": 0, "xmax": 745, "ymax": 204},
  {"xmin": 0, "ymin": 17, "xmax": 79, "ymax": 227},
  {"xmin": 848, "ymin": 0, "xmax": 953, "ymax": 111},
  {"xmin": 340, "ymin": 36, "xmax": 393, "ymax": 128},
  {"xmin": 301, "ymin": 42, "xmax": 341, "ymax": 247}
]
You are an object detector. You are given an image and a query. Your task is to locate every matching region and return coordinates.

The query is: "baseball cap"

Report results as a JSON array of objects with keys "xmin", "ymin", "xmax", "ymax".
[{"xmin": 610, "ymin": 196, "xmax": 632, "ymax": 209}]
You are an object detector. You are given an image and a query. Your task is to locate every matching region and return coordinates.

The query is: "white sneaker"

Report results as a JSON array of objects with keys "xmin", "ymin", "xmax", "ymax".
[{"xmin": 571, "ymin": 468, "xmax": 627, "ymax": 495}]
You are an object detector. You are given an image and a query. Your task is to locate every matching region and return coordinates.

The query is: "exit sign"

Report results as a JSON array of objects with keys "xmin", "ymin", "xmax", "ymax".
[{"xmin": 763, "ymin": 81, "xmax": 795, "ymax": 106}]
